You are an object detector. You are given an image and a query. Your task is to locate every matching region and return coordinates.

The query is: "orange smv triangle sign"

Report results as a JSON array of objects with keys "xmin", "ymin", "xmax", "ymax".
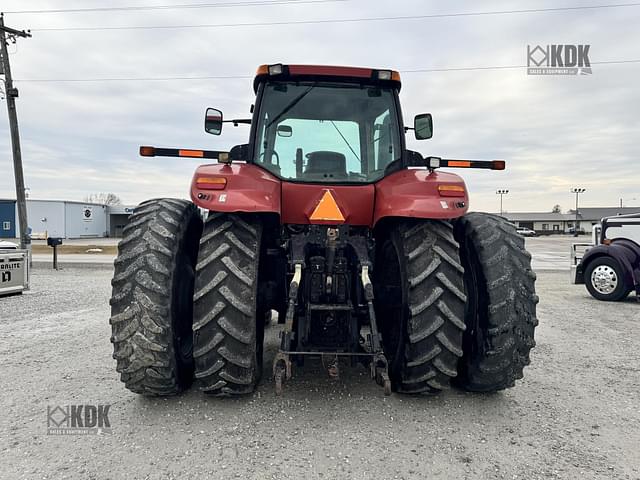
[{"xmin": 309, "ymin": 190, "xmax": 345, "ymax": 222}]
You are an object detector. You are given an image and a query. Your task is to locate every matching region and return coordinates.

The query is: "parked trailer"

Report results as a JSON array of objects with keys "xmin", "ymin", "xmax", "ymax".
[
  {"xmin": 0, "ymin": 245, "xmax": 30, "ymax": 296},
  {"xmin": 572, "ymin": 213, "xmax": 640, "ymax": 301}
]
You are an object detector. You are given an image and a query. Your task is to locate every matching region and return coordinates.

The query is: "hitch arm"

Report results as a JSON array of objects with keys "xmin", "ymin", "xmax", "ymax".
[
  {"xmin": 360, "ymin": 265, "xmax": 391, "ymax": 394},
  {"xmin": 284, "ymin": 263, "xmax": 303, "ymax": 334},
  {"xmin": 273, "ymin": 263, "xmax": 303, "ymax": 392},
  {"xmin": 360, "ymin": 265, "xmax": 382, "ymax": 353}
]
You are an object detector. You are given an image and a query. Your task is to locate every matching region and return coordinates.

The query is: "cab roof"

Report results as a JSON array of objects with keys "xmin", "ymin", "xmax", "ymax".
[{"xmin": 253, "ymin": 64, "xmax": 402, "ymax": 93}]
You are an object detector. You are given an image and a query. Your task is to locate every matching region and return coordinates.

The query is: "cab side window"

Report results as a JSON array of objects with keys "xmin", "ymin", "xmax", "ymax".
[{"xmin": 373, "ymin": 111, "xmax": 394, "ymax": 170}]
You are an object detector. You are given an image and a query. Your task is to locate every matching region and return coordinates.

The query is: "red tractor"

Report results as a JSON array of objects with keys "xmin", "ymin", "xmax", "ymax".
[{"xmin": 110, "ymin": 64, "xmax": 538, "ymax": 396}]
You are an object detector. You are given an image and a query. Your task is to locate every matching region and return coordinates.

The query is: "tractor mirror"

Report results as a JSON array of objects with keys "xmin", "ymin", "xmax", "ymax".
[
  {"xmin": 414, "ymin": 113, "xmax": 433, "ymax": 140},
  {"xmin": 277, "ymin": 125, "xmax": 292, "ymax": 137},
  {"xmin": 204, "ymin": 108, "xmax": 223, "ymax": 135}
]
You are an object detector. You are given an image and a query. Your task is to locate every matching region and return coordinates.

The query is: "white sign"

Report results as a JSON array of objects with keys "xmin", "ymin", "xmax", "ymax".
[{"xmin": 83, "ymin": 206, "xmax": 94, "ymax": 222}]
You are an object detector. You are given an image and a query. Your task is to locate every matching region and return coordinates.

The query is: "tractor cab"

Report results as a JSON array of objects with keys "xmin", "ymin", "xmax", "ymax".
[
  {"xmin": 249, "ymin": 66, "xmax": 407, "ymax": 183},
  {"xmin": 205, "ymin": 64, "xmax": 432, "ymax": 183}
]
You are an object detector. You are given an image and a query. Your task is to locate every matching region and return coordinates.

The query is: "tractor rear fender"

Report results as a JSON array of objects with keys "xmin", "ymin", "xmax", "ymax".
[
  {"xmin": 373, "ymin": 169, "xmax": 469, "ymax": 227},
  {"xmin": 577, "ymin": 239, "xmax": 640, "ymax": 289},
  {"xmin": 190, "ymin": 163, "xmax": 281, "ymax": 215}
]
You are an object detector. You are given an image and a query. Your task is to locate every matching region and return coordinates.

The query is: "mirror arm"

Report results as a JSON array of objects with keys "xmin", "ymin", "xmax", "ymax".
[{"xmin": 223, "ymin": 119, "xmax": 252, "ymax": 126}]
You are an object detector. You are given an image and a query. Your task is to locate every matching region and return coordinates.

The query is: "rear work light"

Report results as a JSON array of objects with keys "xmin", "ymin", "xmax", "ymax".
[
  {"xmin": 427, "ymin": 157, "xmax": 441, "ymax": 168},
  {"xmin": 256, "ymin": 64, "xmax": 284, "ymax": 76},
  {"xmin": 268, "ymin": 63, "xmax": 283, "ymax": 76},
  {"xmin": 438, "ymin": 185, "xmax": 466, "ymax": 197},
  {"xmin": 196, "ymin": 176, "xmax": 227, "ymax": 190},
  {"xmin": 375, "ymin": 69, "xmax": 401, "ymax": 82}
]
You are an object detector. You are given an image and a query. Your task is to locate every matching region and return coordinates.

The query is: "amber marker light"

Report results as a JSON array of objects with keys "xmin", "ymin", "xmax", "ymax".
[
  {"xmin": 139, "ymin": 146, "xmax": 155, "ymax": 157},
  {"xmin": 438, "ymin": 185, "xmax": 466, "ymax": 197},
  {"xmin": 492, "ymin": 160, "xmax": 506, "ymax": 170},
  {"xmin": 448, "ymin": 160, "xmax": 471, "ymax": 168},
  {"xmin": 179, "ymin": 149, "xmax": 204, "ymax": 158},
  {"xmin": 196, "ymin": 177, "xmax": 227, "ymax": 190}
]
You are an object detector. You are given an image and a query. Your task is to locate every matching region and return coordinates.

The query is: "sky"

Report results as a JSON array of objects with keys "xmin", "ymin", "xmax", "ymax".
[{"xmin": 0, "ymin": 0, "xmax": 639, "ymax": 213}]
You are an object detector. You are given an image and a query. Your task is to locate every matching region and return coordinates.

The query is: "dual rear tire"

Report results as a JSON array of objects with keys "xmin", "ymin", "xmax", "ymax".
[
  {"xmin": 375, "ymin": 214, "xmax": 538, "ymax": 394},
  {"xmin": 110, "ymin": 201, "xmax": 263, "ymax": 396}
]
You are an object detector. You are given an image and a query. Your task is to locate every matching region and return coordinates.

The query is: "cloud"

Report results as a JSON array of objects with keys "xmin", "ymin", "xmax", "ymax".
[{"xmin": 1, "ymin": 0, "xmax": 639, "ymax": 213}]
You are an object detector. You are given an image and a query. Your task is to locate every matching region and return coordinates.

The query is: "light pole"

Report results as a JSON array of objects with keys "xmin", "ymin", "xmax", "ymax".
[
  {"xmin": 496, "ymin": 189, "xmax": 509, "ymax": 217},
  {"xmin": 571, "ymin": 187, "xmax": 586, "ymax": 237}
]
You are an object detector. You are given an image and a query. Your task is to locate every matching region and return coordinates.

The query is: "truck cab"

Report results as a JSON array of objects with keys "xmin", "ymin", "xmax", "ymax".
[{"xmin": 573, "ymin": 213, "xmax": 640, "ymax": 301}]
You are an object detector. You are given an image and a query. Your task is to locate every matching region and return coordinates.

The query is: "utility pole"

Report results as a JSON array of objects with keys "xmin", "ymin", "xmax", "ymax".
[
  {"xmin": 496, "ymin": 189, "xmax": 509, "ymax": 217},
  {"xmin": 571, "ymin": 187, "xmax": 586, "ymax": 237},
  {"xmin": 0, "ymin": 13, "xmax": 31, "ymax": 250}
]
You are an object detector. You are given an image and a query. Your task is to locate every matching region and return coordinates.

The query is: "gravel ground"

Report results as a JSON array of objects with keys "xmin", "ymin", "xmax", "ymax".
[{"xmin": 1, "ymin": 267, "xmax": 639, "ymax": 480}]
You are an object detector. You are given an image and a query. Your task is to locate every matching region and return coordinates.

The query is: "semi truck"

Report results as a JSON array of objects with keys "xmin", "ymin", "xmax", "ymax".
[{"xmin": 572, "ymin": 213, "xmax": 640, "ymax": 301}]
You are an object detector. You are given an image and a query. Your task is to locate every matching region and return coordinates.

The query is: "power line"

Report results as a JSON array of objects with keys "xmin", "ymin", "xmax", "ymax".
[
  {"xmin": 14, "ymin": 60, "xmax": 640, "ymax": 83},
  {"xmin": 16, "ymin": 74, "xmax": 254, "ymax": 82},
  {"xmin": 404, "ymin": 59, "xmax": 640, "ymax": 72},
  {"xmin": 5, "ymin": 0, "xmax": 347, "ymax": 15},
  {"xmin": 29, "ymin": 2, "xmax": 640, "ymax": 32}
]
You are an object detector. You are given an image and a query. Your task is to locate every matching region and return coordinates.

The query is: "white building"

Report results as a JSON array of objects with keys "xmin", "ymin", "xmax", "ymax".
[
  {"xmin": 504, "ymin": 207, "xmax": 640, "ymax": 234},
  {"xmin": 0, "ymin": 199, "xmax": 137, "ymax": 239},
  {"xmin": 107, "ymin": 204, "xmax": 137, "ymax": 238}
]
